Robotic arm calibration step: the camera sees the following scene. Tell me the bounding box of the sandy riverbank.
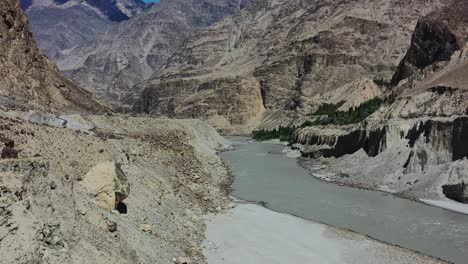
[203,202,448,264]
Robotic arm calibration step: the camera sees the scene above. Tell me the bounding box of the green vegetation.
[312,101,345,116]
[373,78,390,87]
[252,98,383,142]
[252,125,296,142]
[302,98,383,127]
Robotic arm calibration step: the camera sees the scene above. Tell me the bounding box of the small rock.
[49,220,60,227]
[140,224,152,233]
[23,199,31,210]
[4,139,14,148]
[106,220,117,233]
[1,147,18,159]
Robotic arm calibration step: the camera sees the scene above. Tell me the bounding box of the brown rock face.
[391,0,468,88]
[0,0,106,112]
[134,0,444,132]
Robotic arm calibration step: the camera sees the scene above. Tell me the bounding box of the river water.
[220,137,468,264]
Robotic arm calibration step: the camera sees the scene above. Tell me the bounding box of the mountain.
[22,0,147,59]
[134,0,444,133]
[291,0,468,204]
[56,0,248,108]
[1,2,235,263]
[130,0,468,204]
[0,0,106,112]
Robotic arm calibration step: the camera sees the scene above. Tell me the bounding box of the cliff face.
[22,0,147,59]
[56,0,246,109]
[391,0,468,92]
[136,77,265,134]
[134,0,444,133]
[294,0,468,204]
[0,0,106,113]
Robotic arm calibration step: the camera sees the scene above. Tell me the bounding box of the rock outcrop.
[136,77,265,134]
[56,0,247,108]
[0,0,107,113]
[391,0,468,91]
[22,0,147,59]
[81,162,130,212]
[134,0,444,133]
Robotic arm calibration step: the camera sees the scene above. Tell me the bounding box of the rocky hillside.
[2,1,236,263]
[0,0,106,113]
[134,0,444,133]
[293,0,468,205]
[56,0,249,108]
[22,0,147,59]
[0,110,231,264]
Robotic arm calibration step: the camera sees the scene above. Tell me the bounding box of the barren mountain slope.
[0,0,106,113]
[0,110,231,264]
[135,0,444,133]
[22,0,147,59]
[57,0,249,108]
[294,0,468,205]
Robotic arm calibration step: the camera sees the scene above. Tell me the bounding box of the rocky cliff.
[294,0,468,205]
[0,0,106,113]
[56,0,248,108]
[22,0,147,59]
[134,0,444,133]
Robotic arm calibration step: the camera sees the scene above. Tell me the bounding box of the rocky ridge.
[22,0,147,59]
[56,0,249,108]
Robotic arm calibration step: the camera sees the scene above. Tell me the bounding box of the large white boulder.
[81,162,130,211]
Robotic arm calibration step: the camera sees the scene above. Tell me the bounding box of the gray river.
[220,137,468,264]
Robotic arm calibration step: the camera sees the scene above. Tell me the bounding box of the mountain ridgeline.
[22,0,148,59]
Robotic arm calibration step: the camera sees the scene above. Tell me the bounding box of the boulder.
[81,162,130,211]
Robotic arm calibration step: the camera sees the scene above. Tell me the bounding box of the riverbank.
[298,156,468,216]
[218,137,468,263]
[204,201,447,264]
